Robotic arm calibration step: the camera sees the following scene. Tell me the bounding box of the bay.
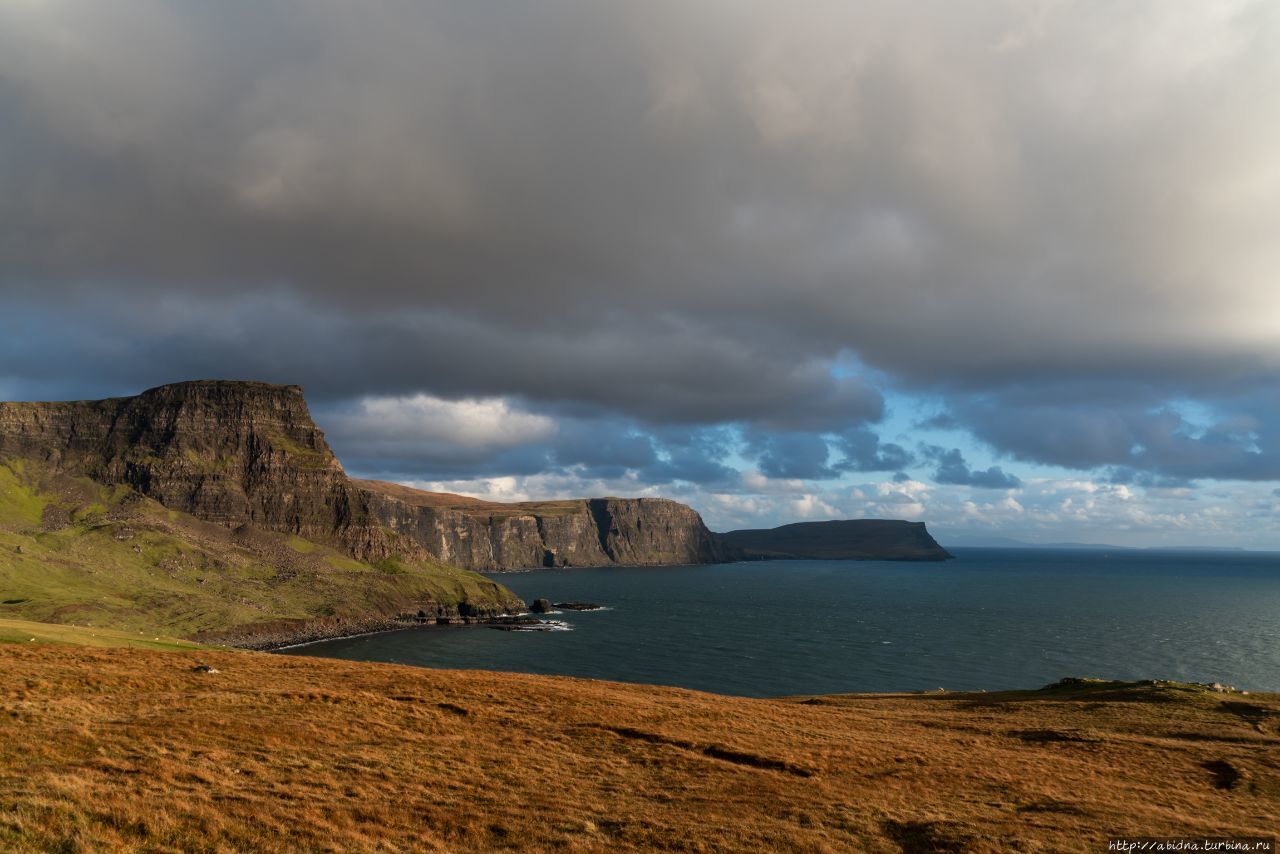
[284,548,1280,697]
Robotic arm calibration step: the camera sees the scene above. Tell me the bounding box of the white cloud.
[789,494,840,519]
[334,394,557,450]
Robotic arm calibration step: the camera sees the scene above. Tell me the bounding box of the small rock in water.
[554,601,602,611]
[530,598,553,613]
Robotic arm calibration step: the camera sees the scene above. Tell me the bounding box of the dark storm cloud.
[2,2,1280,487]
[924,446,1022,489]
[4,4,1280,389]
[0,296,884,428]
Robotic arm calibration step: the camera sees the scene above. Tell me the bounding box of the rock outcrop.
[716,520,953,562]
[0,380,403,561]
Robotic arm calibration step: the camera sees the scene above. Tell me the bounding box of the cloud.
[328,394,557,450]
[924,446,1022,489]
[746,430,836,480]
[2,1,1278,412]
[2,2,1280,544]
[833,427,914,472]
[953,388,1280,482]
[318,394,742,486]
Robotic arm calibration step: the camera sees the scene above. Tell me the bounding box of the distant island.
[718,520,952,562]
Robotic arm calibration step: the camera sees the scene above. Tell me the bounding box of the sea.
[284,548,1280,698]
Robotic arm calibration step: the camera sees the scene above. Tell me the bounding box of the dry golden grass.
[1,644,1277,852]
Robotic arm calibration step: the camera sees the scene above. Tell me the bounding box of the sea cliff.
[0,381,729,572]
[0,381,947,574]
[356,480,729,571]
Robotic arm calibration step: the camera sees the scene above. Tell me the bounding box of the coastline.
[194,607,528,652]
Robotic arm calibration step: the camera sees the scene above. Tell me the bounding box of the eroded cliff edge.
[0,380,728,573]
[0,380,372,549]
[354,480,729,570]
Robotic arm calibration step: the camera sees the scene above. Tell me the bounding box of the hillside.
[0,458,521,647]
[718,519,953,561]
[2,641,1276,851]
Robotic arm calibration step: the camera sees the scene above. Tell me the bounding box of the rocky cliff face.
[0,381,727,570]
[0,381,943,571]
[0,380,404,559]
[356,481,728,571]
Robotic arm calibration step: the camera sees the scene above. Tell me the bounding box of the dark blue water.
[286,548,1280,697]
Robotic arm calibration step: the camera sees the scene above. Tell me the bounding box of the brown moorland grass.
[1,644,1277,852]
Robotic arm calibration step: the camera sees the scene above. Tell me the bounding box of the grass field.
[0,641,1276,852]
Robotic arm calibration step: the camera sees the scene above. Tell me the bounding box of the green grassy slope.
[0,459,522,641]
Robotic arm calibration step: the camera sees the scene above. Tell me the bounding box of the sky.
[2,1,1280,547]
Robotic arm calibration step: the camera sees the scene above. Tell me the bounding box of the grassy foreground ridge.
[2,639,1277,852]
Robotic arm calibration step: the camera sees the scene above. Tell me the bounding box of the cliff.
[0,381,941,573]
[0,380,420,562]
[716,519,953,562]
[0,381,529,641]
[0,381,728,572]
[354,480,728,571]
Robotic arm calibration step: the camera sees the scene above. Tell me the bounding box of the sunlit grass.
[0,645,1275,851]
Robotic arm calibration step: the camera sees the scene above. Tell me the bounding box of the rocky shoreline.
[194,603,529,651]
[207,596,603,648]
